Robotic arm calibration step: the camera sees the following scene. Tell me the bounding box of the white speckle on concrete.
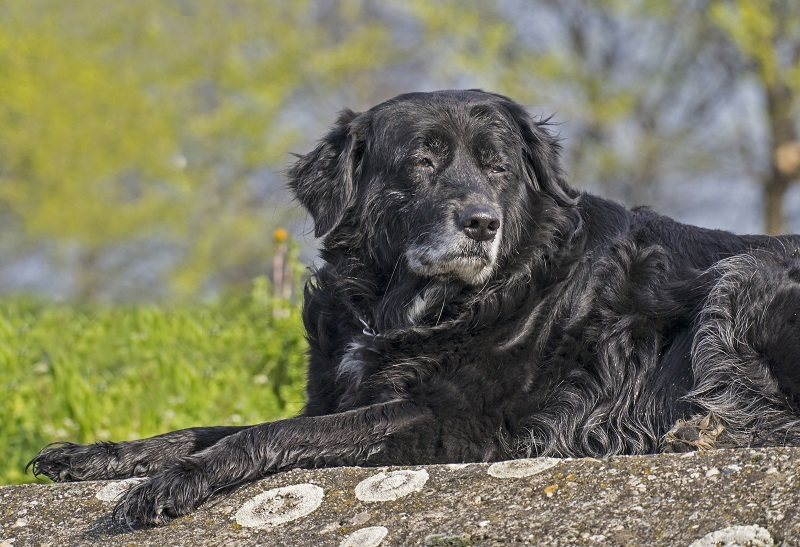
[688,525,774,547]
[444,463,472,470]
[355,469,429,502]
[339,526,389,547]
[95,478,145,502]
[350,511,371,527]
[487,458,560,478]
[235,483,324,528]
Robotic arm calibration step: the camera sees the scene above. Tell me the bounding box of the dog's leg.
[27,425,250,482]
[762,284,800,409]
[114,401,432,526]
[682,255,800,448]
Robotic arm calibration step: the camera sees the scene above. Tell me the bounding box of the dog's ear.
[503,101,576,207]
[288,109,366,238]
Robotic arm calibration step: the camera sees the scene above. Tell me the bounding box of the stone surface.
[1,448,799,546]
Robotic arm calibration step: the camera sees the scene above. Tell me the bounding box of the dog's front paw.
[114,464,210,527]
[27,442,117,482]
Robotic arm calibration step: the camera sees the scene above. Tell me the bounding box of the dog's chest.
[337,340,370,379]
[333,324,534,407]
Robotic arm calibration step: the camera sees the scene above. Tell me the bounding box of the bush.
[0,278,307,485]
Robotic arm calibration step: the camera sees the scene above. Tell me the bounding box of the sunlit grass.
[0,278,307,485]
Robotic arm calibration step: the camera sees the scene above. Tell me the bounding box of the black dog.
[29,89,800,525]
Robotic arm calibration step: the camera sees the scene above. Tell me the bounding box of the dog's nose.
[459,205,501,241]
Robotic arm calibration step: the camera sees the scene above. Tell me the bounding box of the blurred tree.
[709,0,800,234]
[0,2,177,298]
[0,0,392,300]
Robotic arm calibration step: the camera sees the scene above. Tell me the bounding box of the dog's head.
[289,90,575,286]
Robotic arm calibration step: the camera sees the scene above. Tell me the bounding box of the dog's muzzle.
[405,203,503,285]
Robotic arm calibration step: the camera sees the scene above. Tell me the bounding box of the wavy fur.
[28,90,800,526]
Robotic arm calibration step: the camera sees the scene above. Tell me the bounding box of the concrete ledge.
[1,448,798,546]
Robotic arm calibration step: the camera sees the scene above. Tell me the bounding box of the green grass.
[0,278,307,485]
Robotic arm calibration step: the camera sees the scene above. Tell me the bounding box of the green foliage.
[0,278,307,485]
[709,0,789,86]
[0,0,393,300]
[708,0,800,100]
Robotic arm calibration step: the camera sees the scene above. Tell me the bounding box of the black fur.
[28,90,800,526]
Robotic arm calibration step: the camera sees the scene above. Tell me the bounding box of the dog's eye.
[414,157,434,169]
[489,165,506,174]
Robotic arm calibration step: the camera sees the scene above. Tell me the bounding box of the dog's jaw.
[405,226,502,286]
